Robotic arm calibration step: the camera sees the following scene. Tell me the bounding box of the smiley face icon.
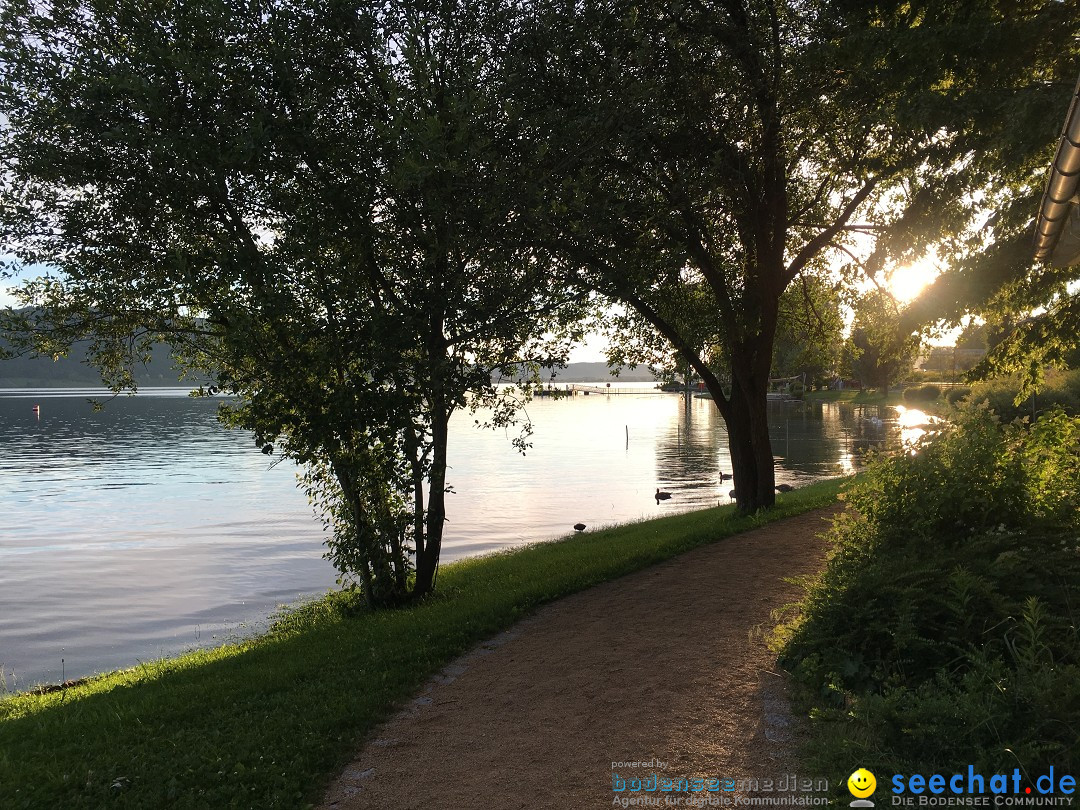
[848,769,876,798]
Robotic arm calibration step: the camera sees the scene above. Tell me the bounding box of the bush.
[1065,368,1080,400]
[944,385,970,404]
[902,383,942,402]
[967,371,1080,421]
[779,405,1080,778]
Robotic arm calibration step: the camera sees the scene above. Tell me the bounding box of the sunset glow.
[887,257,939,304]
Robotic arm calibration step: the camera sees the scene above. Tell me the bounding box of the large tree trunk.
[414,407,449,598]
[725,365,776,513]
[681,347,777,514]
[707,293,781,513]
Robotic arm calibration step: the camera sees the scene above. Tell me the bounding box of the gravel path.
[320,504,842,810]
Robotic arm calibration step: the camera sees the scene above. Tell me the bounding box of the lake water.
[0,385,933,689]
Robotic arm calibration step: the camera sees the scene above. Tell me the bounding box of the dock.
[532,384,676,397]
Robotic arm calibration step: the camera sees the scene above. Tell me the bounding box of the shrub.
[1065,368,1080,400]
[944,385,971,404]
[903,383,942,402]
[967,371,1080,421]
[779,405,1080,777]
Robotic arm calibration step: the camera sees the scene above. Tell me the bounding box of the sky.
[0,255,951,361]
[0,256,48,308]
[886,256,939,305]
[566,330,610,364]
[0,283,25,308]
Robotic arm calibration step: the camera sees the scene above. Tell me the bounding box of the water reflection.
[894,407,942,450]
[1,386,930,688]
[653,397,728,501]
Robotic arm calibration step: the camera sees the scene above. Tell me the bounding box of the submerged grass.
[0,478,846,809]
[804,389,907,407]
[804,388,951,415]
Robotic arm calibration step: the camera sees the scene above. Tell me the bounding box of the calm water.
[0,386,934,689]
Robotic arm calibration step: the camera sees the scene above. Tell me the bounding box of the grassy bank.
[803,369,1080,422]
[1,478,847,809]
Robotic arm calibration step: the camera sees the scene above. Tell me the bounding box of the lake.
[0,385,933,689]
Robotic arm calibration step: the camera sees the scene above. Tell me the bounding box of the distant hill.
[1,339,656,388]
[0,340,190,388]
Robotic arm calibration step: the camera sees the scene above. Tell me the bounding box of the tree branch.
[784,177,879,284]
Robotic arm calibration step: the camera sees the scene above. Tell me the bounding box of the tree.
[512,0,1078,511]
[956,321,989,354]
[899,75,1080,382]
[843,290,918,394]
[772,277,844,388]
[0,0,571,605]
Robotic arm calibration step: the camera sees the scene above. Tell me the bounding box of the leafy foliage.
[944,385,972,404]
[780,405,1080,776]
[897,44,1080,378]
[902,383,941,402]
[959,369,1080,421]
[511,0,1074,510]
[843,289,920,393]
[0,0,573,604]
[773,277,845,385]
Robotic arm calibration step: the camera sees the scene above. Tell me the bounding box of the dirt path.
[321,505,841,810]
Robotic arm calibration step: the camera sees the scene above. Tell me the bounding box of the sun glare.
[887,257,939,304]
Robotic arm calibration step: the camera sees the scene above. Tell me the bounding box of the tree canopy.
[504,0,1077,509]
[0,0,574,604]
[772,276,844,386]
[3,0,1078,567]
[843,288,919,393]
[896,26,1080,379]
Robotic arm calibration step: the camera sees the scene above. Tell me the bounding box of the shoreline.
[0,477,850,808]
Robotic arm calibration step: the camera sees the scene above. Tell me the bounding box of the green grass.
[0,478,847,809]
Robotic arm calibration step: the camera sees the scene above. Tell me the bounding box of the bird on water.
[655,488,672,501]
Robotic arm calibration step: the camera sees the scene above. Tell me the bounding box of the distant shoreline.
[0,379,660,390]
[2,361,660,388]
